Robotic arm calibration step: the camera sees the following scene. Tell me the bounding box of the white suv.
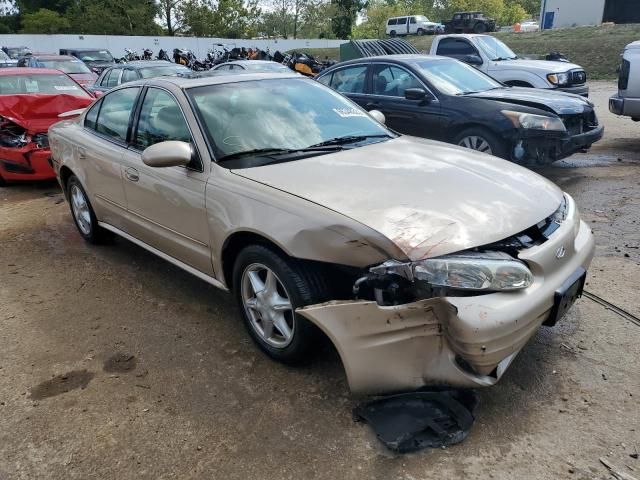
[386,16,441,36]
[610,40,640,121]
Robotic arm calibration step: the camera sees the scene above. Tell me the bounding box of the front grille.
[570,70,587,85]
[562,110,598,135]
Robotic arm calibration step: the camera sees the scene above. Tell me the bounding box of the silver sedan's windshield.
[413,58,502,95]
[475,36,517,60]
[188,78,391,161]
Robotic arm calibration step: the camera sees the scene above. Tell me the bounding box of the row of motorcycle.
[117,45,336,77]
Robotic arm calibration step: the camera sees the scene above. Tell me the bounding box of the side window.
[388,18,397,26]
[94,87,139,142]
[133,88,193,154]
[316,72,332,86]
[437,38,476,56]
[372,65,421,97]
[106,68,121,87]
[84,99,102,130]
[121,69,138,83]
[217,64,232,71]
[397,17,407,25]
[99,70,112,86]
[410,16,417,24]
[329,66,367,94]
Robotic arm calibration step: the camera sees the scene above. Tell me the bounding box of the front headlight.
[413,252,533,291]
[547,72,570,86]
[502,110,566,132]
[370,251,533,292]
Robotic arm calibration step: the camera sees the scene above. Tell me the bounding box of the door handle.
[366,102,380,109]
[124,167,139,182]
[77,147,86,160]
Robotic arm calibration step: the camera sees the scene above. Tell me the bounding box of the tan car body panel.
[49,74,595,395]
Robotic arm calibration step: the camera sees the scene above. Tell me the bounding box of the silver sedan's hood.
[232,136,563,261]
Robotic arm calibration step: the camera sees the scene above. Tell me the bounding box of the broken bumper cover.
[298,212,595,395]
[514,125,604,163]
[0,148,54,181]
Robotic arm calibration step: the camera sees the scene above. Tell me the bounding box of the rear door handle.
[77,147,86,160]
[124,167,139,182]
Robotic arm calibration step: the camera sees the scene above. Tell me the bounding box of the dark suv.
[443,11,497,34]
[59,48,116,75]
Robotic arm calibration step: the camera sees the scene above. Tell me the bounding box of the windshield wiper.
[217,146,343,162]
[307,134,392,148]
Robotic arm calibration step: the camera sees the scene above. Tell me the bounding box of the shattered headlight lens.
[502,110,566,132]
[547,72,570,86]
[413,252,533,291]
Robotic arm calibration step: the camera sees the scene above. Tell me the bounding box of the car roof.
[222,60,283,65]
[115,60,182,69]
[30,55,77,60]
[136,71,302,89]
[328,54,452,68]
[0,67,68,76]
[63,48,109,51]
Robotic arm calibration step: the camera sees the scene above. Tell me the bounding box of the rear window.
[39,59,92,75]
[388,18,397,25]
[0,73,90,97]
[139,65,191,79]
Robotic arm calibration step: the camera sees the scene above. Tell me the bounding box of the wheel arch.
[59,165,75,198]
[448,121,505,142]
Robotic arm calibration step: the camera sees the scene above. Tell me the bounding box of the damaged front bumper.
[298,208,595,395]
[510,125,604,164]
[0,147,55,181]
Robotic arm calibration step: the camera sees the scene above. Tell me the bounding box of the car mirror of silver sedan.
[142,141,192,168]
[368,109,386,125]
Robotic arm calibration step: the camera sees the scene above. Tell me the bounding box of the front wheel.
[453,127,509,159]
[389,30,396,37]
[474,22,488,33]
[417,28,424,36]
[232,245,329,364]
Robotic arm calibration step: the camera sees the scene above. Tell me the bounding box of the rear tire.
[453,127,509,160]
[474,22,487,33]
[232,244,329,365]
[66,175,111,244]
[417,28,425,36]
[389,30,396,37]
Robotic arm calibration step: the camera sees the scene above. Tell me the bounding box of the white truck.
[609,40,640,121]
[430,34,589,96]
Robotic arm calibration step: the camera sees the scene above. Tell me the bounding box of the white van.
[386,16,441,36]
[610,40,640,121]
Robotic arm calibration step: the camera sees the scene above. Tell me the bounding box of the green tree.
[181,0,259,38]
[351,0,401,38]
[66,0,161,35]
[21,7,70,33]
[331,0,366,38]
[298,0,335,38]
[15,0,73,14]
[158,0,184,35]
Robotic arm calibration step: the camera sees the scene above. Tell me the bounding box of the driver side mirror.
[404,88,428,101]
[368,109,386,125]
[142,141,192,168]
[463,54,483,66]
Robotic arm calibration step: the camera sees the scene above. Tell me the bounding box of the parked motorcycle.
[142,48,153,60]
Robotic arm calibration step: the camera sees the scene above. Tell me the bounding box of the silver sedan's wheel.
[458,135,493,154]
[241,263,294,348]
[70,184,92,235]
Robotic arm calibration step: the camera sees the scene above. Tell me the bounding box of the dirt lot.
[1,81,639,479]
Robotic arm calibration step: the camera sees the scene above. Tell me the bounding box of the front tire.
[454,127,509,159]
[66,175,110,244]
[232,244,329,364]
[417,28,424,36]
[389,30,396,37]
[474,22,487,33]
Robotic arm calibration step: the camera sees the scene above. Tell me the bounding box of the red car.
[0,68,94,183]
[18,54,98,87]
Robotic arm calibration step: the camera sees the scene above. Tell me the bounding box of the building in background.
[540,0,640,29]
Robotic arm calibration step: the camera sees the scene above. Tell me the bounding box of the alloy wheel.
[458,135,493,154]
[70,184,92,235]
[241,263,295,348]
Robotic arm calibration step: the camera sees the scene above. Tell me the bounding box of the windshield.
[244,62,289,72]
[475,36,517,60]
[416,16,429,22]
[188,78,391,164]
[139,65,191,78]
[76,50,114,62]
[40,59,92,74]
[0,73,90,97]
[413,58,502,95]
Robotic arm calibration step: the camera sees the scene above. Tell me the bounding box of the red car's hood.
[0,94,93,132]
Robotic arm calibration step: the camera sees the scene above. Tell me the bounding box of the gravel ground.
[1,81,639,480]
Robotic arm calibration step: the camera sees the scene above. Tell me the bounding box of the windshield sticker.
[54,85,79,91]
[333,108,366,118]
